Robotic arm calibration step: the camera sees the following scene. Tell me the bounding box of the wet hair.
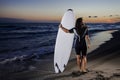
[67,9,73,11]
[75,17,83,35]
[75,18,83,27]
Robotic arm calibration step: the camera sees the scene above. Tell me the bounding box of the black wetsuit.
[69,27,88,56]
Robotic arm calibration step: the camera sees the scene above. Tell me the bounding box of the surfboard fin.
[64,64,66,68]
[55,63,61,73]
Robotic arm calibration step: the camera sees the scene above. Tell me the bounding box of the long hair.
[75,18,83,35]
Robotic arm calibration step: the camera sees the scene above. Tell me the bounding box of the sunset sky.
[0,0,120,23]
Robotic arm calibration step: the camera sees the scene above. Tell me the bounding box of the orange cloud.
[83,17,119,23]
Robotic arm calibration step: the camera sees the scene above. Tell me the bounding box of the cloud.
[88,16,98,18]
[109,15,113,17]
[88,16,92,18]
[115,15,119,17]
[93,16,98,18]
[109,15,119,17]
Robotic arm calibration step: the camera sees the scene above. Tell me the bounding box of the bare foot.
[79,69,82,72]
[82,69,87,73]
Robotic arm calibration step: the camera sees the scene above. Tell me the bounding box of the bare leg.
[76,55,82,71]
[81,56,87,72]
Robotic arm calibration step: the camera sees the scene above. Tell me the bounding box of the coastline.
[0,30,120,80]
[42,30,120,80]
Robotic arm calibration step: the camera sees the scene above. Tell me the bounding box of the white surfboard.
[54,9,75,73]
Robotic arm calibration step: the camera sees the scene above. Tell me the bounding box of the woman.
[59,17,90,73]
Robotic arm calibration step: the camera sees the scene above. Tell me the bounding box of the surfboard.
[54,9,75,73]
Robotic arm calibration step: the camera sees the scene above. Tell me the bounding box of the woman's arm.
[85,35,91,48]
[59,24,69,33]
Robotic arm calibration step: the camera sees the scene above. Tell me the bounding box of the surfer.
[59,17,91,73]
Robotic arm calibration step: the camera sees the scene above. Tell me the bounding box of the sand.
[0,30,120,80]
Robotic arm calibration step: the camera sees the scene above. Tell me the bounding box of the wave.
[0,23,120,63]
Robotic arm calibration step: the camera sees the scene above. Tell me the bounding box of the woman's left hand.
[88,44,90,48]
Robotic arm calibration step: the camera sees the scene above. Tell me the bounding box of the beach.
[0,0,120,79]
[0,29,120,80]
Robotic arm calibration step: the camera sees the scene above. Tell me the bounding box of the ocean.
[0,23,120,64]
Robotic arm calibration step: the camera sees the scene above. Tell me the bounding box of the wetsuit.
[69,26,88,56]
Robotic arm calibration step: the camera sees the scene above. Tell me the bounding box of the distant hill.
[114,22,120,25]
[0,18,29,23]
[0,17,58,23]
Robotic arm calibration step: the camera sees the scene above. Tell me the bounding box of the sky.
[0,0,120,23]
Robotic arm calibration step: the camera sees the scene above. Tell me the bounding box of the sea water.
[0,23,120,64]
